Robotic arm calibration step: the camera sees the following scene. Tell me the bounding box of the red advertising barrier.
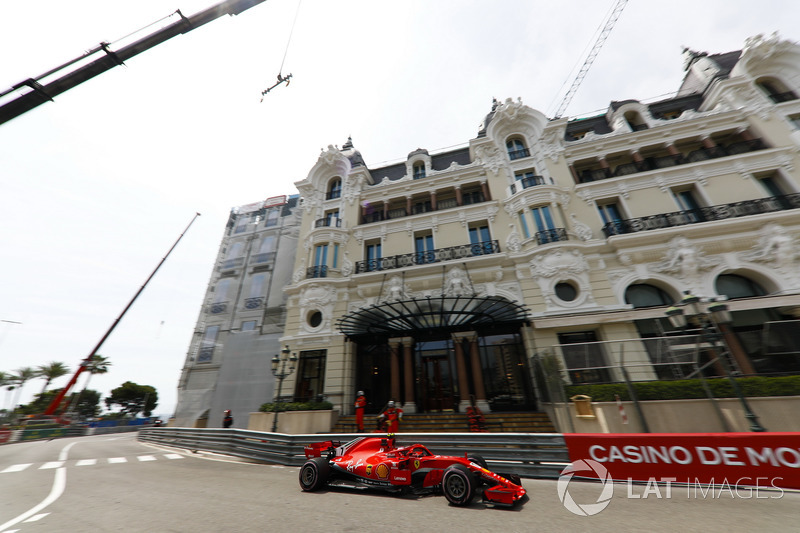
[0,429,12,444]
[563,433,800,490]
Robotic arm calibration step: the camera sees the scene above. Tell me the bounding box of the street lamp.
[665,291,766,432]
[271,345,298,432]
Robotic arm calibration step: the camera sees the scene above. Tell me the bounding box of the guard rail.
[138,427,570,479]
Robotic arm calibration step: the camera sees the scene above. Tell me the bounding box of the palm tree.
[0,371,10,418]
[66,355,111,416]
[10,367,39,412]
[37,362,70,394]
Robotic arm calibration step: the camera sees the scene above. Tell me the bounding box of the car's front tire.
[442,464,475,506]
[299,457,330,491]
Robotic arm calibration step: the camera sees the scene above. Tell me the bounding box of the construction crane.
[0,0,271,126]
[552,0,628,119]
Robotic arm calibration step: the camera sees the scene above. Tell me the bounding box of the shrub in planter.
[259,401,333,412]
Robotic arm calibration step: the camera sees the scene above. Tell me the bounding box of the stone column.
[455,185,463,207]
[466,333,489,412]
[401,337,416,413]
[451,333,471,412]
[568,164,581,184]
[480,180,491,201]
[430,190,437,211]
[388,338,402,404]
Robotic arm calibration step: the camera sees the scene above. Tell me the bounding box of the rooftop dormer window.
[506,138,529,160]
[327,178,342,200]
[413,162,426,179]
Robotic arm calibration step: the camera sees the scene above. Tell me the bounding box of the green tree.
[37,362,70,394]
[10,367,39,412]
[66,355,111,415]
[104,381,158,417]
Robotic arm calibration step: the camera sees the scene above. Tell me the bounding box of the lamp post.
[665,291,766,432]
[271,344,297,433]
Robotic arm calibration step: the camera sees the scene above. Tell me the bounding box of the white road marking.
[0,467,66,532]
[137,455,157,461]
[164,454,184,460]
[23,514,48,523]
[40,462,64,470]
[107,457,127,464]
[75,459,97,466]
[1,464,32,473]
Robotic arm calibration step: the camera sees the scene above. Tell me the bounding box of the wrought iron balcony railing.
[359,194,486,225]
[314,217,342,228]
[354,240,500,274]
[508,148,531,160]
[535,228,569,245]
[306,265,328,278]
[252,251,276,264]
[244,297,264,310]
[209,301,228,314]
[602,193,800,237]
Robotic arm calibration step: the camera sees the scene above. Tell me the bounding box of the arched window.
[715,274,767,299]
[506,138,529,160]
[625,283,673,308]
[327,178,342,200]
[624,111,648,131]
[412,162,426,179]
[756,77,798,103]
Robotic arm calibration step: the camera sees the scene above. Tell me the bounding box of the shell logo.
[375,463,390,479]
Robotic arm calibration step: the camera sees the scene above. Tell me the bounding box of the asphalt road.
[0,434,797,532]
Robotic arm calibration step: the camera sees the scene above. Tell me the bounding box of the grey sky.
[1,1,797,417]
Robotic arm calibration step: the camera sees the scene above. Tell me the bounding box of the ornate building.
[173,196,301,428]
[278,34,800,419]
[176,34,800,427]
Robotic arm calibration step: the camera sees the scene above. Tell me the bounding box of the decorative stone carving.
[299,283,337,308]
[381,275,413,302]
[292,258,306,284]
[443,267,473,297]
[569,213,593,241]
[473,144,506,174]
[529,249,590,279]
[341,250,353,277]
[650,237,719,288]
[506,224,522,253]
[741,224,798,272]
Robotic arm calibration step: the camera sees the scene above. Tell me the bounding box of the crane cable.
[261,0,302,100]
[551,0,628,119]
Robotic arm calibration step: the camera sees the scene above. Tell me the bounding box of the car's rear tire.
[442,464,475,506]
[299,457,330,492]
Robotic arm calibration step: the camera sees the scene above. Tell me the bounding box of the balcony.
[578,139,767,184]
[535,228,569,245]
[360,194,486,225]
[508,148,530,160]
[252,252,276,264]
[197,345,215,362]
[244,297,264,310]
[602,193,800,237]
[509,174,547,194]
[354,240,500,274]
[315,217,342,228]
[325,190,341,200]
[306,265,328,279]
[220,257,244,271]
[209,301,228,314]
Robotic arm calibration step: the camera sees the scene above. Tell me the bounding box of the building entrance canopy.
[336,295,530,339]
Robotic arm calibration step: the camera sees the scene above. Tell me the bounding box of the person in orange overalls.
[378,401,403,434]
[354,391,367,432]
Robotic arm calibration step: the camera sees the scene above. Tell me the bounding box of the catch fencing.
[137,427,570,479]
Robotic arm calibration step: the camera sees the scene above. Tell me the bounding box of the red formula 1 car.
[299,435,527,508]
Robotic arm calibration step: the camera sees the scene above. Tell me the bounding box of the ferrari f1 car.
[299,435,527,507]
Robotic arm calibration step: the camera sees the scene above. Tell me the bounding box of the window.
[468,222,493,255]
[557,331,611,384]
[756,78,798,103]
[222,242,244,270]
[211,279,231,314]
[197,325,220,362]
[413,162,426,179]
[597,201,624,234]
[758,174,786,197]
[531,205,561,244]
[293,350,327,402]
[265,208,280,227]
[327,178,342,200]
[365,240,382,272]
[506,138,529,160]
[254,236,276,264]
[672,189,705,223]
[332,243,339,269]
[514,170,544,189]
[625,284,673,308]
[415,233,435,264]
[241,321,257,331]
[234,215,249,234]
[307,311,323,328]
[789,115,800,130]
[715,274,767,299]
[554,282,577,302]
[518,212,530,239]
[311,244,328,277]
[324,210,340,227]
[249,273,265,298]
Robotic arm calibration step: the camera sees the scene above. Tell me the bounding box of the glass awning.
[336,295,530,340]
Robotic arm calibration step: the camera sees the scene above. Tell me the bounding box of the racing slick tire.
[299,457,330,492]
[467,454,488,469]
[442,464,476,506]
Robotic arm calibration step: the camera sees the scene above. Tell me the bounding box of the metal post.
[271,345,297,433]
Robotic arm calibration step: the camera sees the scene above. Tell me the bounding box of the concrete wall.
[248,410,339,434]
[545,396,800,433]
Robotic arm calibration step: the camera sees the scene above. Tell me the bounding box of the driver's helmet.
[387,401,395,407]
[357,391,364,396]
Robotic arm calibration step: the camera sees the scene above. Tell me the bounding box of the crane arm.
[0,0,269,126]
[552,0,628,119]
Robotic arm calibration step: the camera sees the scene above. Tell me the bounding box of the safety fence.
[137,427,570,479]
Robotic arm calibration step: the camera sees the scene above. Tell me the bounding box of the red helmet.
[224,410,231,414]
